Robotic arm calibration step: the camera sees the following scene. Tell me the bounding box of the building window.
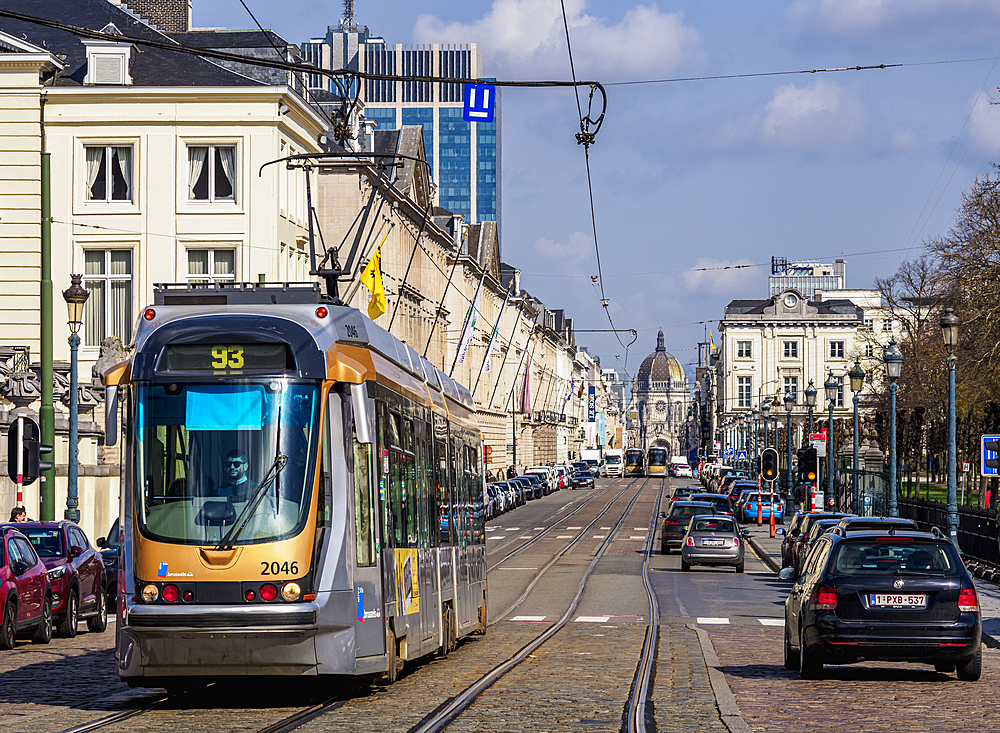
[835,376,844,407]
[865,343,874,358]
[84,249,132,347]
[187,145,236,201]
[830,341,845,358]
[783,341,798,359]
[737,376,751,408]
[187,249,235,285]
[783,376,798,404]
[737,341,752,358]
[85,145,132,202]
[882,318,893,332]
[864,318,874,331]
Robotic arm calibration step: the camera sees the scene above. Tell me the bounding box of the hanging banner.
[519,355,532,415]
[587,386,596,422]
[481,290,508,373]
[455,271,486,366]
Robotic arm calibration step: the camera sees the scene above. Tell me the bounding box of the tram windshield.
[647,449,667,467]
[135,380,320,545]
[625,450,643,467]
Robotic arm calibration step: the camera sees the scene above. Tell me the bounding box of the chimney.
[121,0,192,33]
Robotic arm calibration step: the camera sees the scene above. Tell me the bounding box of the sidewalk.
[742,521,1000,647]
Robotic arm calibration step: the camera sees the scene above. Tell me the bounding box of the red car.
[18,521,107,638]
[0,526,53,648]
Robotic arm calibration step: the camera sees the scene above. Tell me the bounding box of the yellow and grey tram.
[624,448,644,477]
[106,283,487,685]
[646,447,668,477]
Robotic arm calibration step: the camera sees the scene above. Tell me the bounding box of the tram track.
[407,477,656,733]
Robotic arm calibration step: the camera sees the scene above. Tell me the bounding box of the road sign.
[463,83,496,122]
[736,449,748,462]
[962,462,971,473]
[724,447,733,459]
[809,432,827,442]
[981,434,1000,476]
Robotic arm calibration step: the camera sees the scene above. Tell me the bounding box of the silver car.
[680,515,745,573]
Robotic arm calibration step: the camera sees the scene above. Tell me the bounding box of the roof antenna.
[341,0,357,31]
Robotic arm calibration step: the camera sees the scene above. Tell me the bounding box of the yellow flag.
[710,331,716,352]
[359,244,385,319]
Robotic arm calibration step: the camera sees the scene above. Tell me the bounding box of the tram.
[624,448,645,477]
[105,283,487,686]
[646,447,668,477]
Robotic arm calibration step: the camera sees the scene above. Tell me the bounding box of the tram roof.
[143,283,475,411]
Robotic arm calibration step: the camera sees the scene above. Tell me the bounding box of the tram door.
[352,412,385,658]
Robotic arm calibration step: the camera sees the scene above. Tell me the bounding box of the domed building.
[632,329,690,457]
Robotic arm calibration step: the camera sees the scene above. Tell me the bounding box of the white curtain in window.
[85,280,105,346]
[187,147,207,199]
[86,147,104,200]
[188,250,208,276]
[115,146,132,201]
[218,146,236,198]
[111,280,132,342]
[214,250,235,277]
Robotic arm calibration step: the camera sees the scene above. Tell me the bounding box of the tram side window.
[353,428,377,566]
[415,422,429,550]
[389,412,406,548]
[427,429,439,548]
[436,438,451,545]
[317,411,331,527]
[469,442,484,544]
[376,402,392,550]
[403,418,417,548]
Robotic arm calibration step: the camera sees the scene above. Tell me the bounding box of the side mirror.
[657,512,666,518]
[775,527,785,536]
[350,383,374,444]
[70,545,85,558]
[104,385,118,446]
[741,529,750,538]
[96,537,106,548]
[11,560,28,576]
[778,567,796,581]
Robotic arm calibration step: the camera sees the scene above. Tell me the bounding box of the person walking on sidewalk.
[793,481,808,512]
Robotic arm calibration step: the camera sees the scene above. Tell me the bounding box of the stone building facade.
[632,330,690,457]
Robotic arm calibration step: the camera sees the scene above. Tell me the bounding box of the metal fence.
[898,498,1000,567]
[834,469,889,517]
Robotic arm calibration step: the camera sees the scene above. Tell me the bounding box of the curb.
[689,624,752,733]
[746,534,781,574]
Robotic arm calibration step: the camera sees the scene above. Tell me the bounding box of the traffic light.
[5,416,53,487]
[760,448,778,482]
[799,448,818,485]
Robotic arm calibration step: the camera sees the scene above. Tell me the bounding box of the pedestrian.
[506,465,515,480]
[8,506,26,522]
[793,481,808,512]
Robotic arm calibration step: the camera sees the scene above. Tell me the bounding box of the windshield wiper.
[214,454,288,551]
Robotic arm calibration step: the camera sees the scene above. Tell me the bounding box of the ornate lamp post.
[784,389,795,502]
[940,306,960,544]
[824,370,838,509]
[751,406,760,478]
[848,359,866,514]
[805,379,817,436]
[62,275,89,524]
[883,339,903,517]
[762,400,771,450]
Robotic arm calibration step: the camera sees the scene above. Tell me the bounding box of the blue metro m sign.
[464,83,496,123]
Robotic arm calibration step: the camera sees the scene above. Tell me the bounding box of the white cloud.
[533,231,593,273]
[966,91,1000,157]
[760,80,866,148]
[785,0,1000,44]
[413,0,701,79]
[683,258,761,295]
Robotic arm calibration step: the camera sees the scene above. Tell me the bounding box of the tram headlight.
[141,584,160,603]
[281,582,301,602]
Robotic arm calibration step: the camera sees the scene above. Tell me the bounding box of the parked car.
[96,518,120,613]
[523,473,547,497]
[689,493,736,517]
[18,521,107,637]
[524,467,553,493]
[792,513,853,571]
[0,525,53,647]
[572,469,595,489]
[680,514,745,573]
[671,486,698,502]
[782,527,981,680]
[740,492,785,524]
[674,465,693,478]
[835,516,918,533]
[781,512,809,568]
[660,500,716,554]
[727,480,758,504]
[512,477,540,500]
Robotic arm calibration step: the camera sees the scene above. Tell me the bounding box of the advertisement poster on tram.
[395,549,420,614]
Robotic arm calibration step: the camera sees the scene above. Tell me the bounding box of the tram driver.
[217,449,258,502]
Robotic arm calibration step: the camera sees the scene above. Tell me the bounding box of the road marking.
[628,535,646,540]
[575,616,611,623]
[519,535,533,539]
[508,527,520,530]
[633,527,646,530]
[510,615,547,622]
[497,567,537,571]
[697,617,730,625]
[758,618,785,626]
[533,527,545,530]
[601,526,611,530]
[592,535,606,539]
[556,535,574,539]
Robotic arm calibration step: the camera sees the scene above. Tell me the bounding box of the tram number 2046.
[261,561,299,576]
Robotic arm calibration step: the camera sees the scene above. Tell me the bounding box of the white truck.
[603,448,624,478]
[580,449,602,474]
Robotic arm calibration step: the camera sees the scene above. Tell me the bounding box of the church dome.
[635,329,686,387]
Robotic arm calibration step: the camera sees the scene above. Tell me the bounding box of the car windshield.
[21,528,64,558]
[606,455,621,464]
[135,380,320,546]
[832,541,961,576]
[671,505,712,519]
[691,518,735,533]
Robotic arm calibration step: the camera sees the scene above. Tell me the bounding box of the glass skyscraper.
[302,25,500,231]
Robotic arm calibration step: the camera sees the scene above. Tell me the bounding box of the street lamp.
[804,379,817,436]
[62,274,89,524]
[824,369,838,508]
[848,359,866,514]
[784,390,795,502]
[752,406,760,478]
[940,306,960,544]
[883,339,903,517]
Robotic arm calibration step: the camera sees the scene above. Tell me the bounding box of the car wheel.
[735,560,745,573]
[59,591,78,638]
[798,625,822,679]
[783,626,799,670]
[0,600,16,650]
[87,587,108,633]
[681,559,691,572]
[957,646,982,681]
[31,596,52,645]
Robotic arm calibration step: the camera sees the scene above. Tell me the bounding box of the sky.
[195,0,1000,384]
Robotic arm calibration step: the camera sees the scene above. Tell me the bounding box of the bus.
[646,447,668,477]
[624,448,645,477]
[106,282,487,687]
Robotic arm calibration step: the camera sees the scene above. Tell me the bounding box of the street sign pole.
[769,479,776,538]
[14,415,22,505]
[757,473,763,524]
